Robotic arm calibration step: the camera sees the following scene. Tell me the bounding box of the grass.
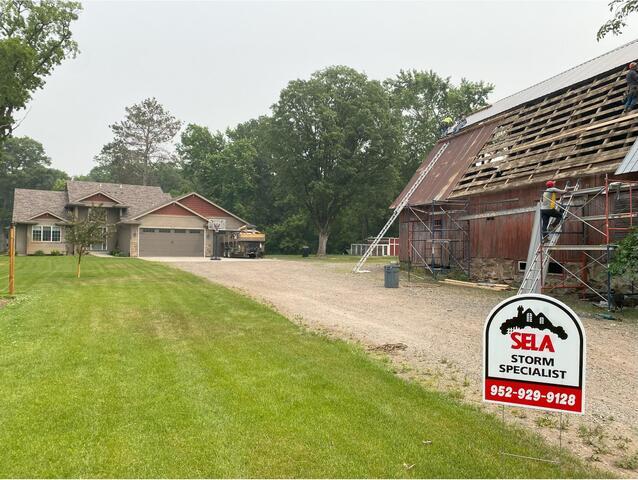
[0,256,604,478]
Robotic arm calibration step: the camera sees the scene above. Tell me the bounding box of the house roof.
[465,39,638,128]
[66,181,172,219]
[12,189,68,223]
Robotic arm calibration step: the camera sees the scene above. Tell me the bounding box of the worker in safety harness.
[540,180,572,238]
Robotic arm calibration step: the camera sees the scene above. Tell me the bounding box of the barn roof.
[465,39,638,127]
[615,136,638,178]
[391,121,498,207]
[395,41,638,206]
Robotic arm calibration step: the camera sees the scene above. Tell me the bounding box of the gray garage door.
[139,228,204,257]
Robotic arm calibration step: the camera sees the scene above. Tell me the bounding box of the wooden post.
[8,223,15,295]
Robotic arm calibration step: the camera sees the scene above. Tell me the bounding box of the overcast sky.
[15,0,638,175]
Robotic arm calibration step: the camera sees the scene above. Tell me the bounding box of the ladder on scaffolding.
[352,142,450,273]
[518,180,580,294]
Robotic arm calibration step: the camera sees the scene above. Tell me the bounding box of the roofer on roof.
[540,180,573,239]
[440,116,454,137]
[623,62,638,113]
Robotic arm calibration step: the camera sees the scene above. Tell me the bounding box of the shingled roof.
[12,189,68,223]
[66,181,172,218]
[12,181,174,224]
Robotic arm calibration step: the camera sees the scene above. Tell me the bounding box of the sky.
[14,0,638,176]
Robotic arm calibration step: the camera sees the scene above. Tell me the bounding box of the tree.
[598,0,638,40]
[0,136,68,246]
[65,207,113,278]
[270,66,401,255]
[609,228,638,283]
[104,98,182,185]
[0,0,82,139]
[385,70,493,182]
[178,124,257,221]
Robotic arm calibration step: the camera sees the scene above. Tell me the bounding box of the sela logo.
[500,305,567,353]
[510,332,555,352]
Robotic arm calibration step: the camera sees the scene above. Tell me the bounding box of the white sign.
[483,293,586,414]
[207,218,226,231]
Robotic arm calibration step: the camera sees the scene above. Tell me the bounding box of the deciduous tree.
[65,207,113,278]
[385,70,492,182]
[0,0,81,138]
[270,66,401,255]
[598,0,638,40]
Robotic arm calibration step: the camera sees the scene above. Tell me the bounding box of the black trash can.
[302,246,310,258]
[384,264,400,288]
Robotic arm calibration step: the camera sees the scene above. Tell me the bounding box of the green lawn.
[0,256,603,478]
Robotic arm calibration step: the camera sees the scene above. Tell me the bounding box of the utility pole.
[8,223,15,295]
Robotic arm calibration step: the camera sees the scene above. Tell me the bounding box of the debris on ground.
[441,278,511,291]
[370,342,408,353]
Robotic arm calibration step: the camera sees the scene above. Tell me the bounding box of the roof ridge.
[487,38,638,108]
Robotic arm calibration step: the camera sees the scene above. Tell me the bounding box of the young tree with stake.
[65,208,113,278]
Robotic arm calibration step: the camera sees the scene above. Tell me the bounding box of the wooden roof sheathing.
[465,39,638,127]
[391,121,498,208]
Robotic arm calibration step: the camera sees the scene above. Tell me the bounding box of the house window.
[32,225,61,242]
[526,312,532,323]
[90,227,108,251]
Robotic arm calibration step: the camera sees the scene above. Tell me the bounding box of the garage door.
[139,228,204,257]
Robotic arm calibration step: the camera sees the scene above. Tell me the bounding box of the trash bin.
[302,246,310,258]
[384,264,400,288]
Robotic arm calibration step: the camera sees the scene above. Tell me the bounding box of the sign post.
[484,293,586,414]
[8,223,15,295]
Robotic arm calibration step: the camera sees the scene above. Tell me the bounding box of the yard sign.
[483,294,586,414]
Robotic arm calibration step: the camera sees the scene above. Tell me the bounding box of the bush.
[110,248,123,257]
[49,250,64,256]
[32,250,45,256]
[609,228,638,283]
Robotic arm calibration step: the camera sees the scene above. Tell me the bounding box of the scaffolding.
[402,200,470,280]
[534,174,637,307]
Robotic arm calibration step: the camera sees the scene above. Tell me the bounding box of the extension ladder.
[352,142,449,273]
[518,180,580,294]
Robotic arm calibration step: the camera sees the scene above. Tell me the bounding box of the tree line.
[1,0,496,254]
[71,68,493,255]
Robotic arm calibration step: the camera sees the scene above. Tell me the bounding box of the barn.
[393,40,638,298]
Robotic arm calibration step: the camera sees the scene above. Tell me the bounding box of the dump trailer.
[223,229,266,258]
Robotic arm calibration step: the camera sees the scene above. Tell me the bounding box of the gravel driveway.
[162,257,637,475]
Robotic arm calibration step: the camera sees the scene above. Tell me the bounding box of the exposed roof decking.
[450,64,638,197]
[465,38,638,127]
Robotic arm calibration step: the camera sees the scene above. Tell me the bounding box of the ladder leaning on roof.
[352,142,450,273]
[518,180,581,294]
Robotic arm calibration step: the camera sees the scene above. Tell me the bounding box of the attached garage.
[139,228,205,257]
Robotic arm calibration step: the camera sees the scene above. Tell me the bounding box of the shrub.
[610,228,638,283]
[49,250,64,256]
[32,250,45,256]
[110,248,122,257]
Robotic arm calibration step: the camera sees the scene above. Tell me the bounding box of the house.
[11,180,254,257]
[393,39,638,284]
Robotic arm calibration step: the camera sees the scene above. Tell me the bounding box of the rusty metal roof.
[391,121,498,208]
[465,39,638,128]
